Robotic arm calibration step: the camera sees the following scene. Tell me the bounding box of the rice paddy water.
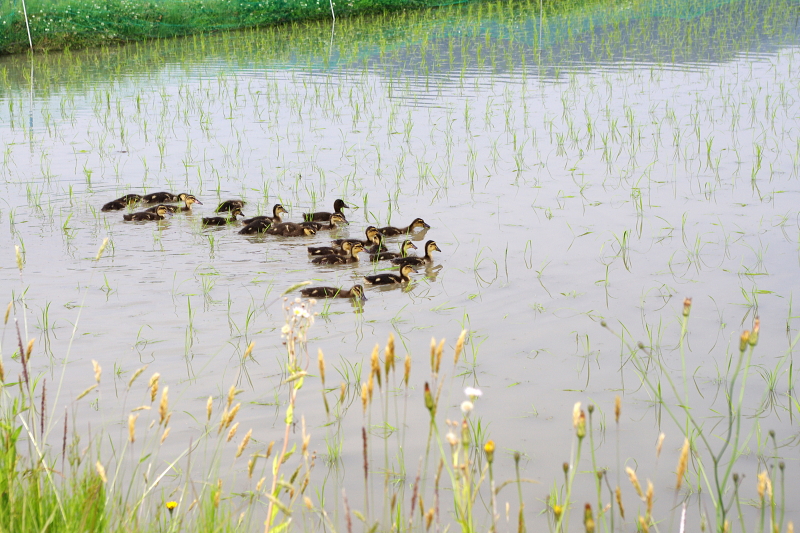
[1,0,799,530]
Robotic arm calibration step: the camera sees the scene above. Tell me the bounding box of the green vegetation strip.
[0,0,479,55]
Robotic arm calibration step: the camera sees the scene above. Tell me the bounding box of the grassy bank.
[0,0,465,55]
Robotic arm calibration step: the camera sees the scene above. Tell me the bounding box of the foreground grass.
[1,241,797,532]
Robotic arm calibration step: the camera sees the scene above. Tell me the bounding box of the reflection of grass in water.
[3,282,796,530]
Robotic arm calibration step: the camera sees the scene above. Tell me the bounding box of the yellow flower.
[166,501,177,514]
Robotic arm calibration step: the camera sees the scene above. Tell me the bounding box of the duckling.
[303,199,349,222]
[215,199,246,212]
[301,213,348,231]
[123,205,173,221]
[242,204,289,225]
[301,284,367,301]
[363,264,417,285]
[377,218,430,237]
[332,226,382,248]
[101,194,142,211]
[202,207,245,226]
[142,191,183,203]
[145,194,202,213]
[370,240,417,261]
[391,240,442,267]
[308,240,353,256]
[266,223,317,237]
[311,243,365,265]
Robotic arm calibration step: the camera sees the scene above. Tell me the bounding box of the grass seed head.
[227,422,239,442]
[645,480,653,518]
[615,395,621,423]
[615,486,624,519]
[682,297,692,317]
[243,341,255,360]
[318,348,326,385]
[92,360,101,383]
[149,373,160,402]
[626,467,644,499]
[26,339,34,361]
[127,365,148,389]
[128,413,138,443]
[676,438,690,490]
[225,403,241,429]
[15,245,23,271]
[454,329,466,364]
[638,516,649,533]
[656,433,665,458]
[95,238,109,261]
[4,301,10,325]
[435,339,444,374]
[159,386,169,424]
[404,354,411,386]
[160,427,171,444]
[370,344,381,388]
[256,477,266,491]
[95,461,107,483]
[385,333,395,373]
[361,382,368,412]
[207,396,213,421]
[236,429,252,457]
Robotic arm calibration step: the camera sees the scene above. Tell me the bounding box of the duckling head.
[427,240,441,253]
[185,195,203,206]
[330,213,349,226]
[411,218,430,229]
[303,227,317,236]
[401,264,418,276]
[155,205,173,217]
[402,240,418,253]
[351,285,367,301]
[351,243,366,255]
[334,199,349,211]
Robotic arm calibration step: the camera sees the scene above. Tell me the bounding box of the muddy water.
[1,0,799,528]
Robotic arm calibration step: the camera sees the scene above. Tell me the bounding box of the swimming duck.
[363,264,417,285]
[391,240,442,267]
[202,207,245,226]
[266,223,317,237]
[242,204,289,225]
[301,213,348,231]
[332,226,382,248]
[123,205,173,221]
[311,243,365,265]
[370,240,417,261]
[101,194,142,211]
[377,218,430,236]
[301,284,367,301]
[215,199,246,212]
[303,199,349,222]
[145,194,202,213]
[308,240,354,256]
[142,191,183,203]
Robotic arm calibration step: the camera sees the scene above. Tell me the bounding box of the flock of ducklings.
[102,192,442,302]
